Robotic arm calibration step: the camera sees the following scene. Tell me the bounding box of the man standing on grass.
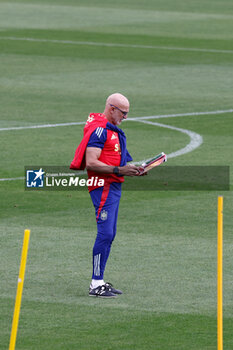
[70,93,140,298]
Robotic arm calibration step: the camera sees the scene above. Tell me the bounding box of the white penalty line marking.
[1,36,233,55]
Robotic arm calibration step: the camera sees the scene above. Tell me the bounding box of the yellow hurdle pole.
[217,197,223,350]
[9,229,31,350]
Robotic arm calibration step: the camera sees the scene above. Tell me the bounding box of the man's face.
[110,104,129,125]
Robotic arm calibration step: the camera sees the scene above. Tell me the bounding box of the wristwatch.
[113,166,119,175]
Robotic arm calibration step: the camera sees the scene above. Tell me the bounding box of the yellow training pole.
[217,197,223,350]
[9,229,31,350]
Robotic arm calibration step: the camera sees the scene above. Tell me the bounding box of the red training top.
[70,113,124,191]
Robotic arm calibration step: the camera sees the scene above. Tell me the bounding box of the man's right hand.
[119,164,140,176]
[86,148,140,176]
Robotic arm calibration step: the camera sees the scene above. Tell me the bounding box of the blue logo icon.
[26,168,45,188]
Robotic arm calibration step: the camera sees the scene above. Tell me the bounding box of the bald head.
[106,93,130,110]
[104,93,130,125]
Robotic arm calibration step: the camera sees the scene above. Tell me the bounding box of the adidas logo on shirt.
[111,133,117,140]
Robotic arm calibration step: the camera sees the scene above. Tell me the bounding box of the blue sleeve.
[126,149,133,162]
[87,127,107,149]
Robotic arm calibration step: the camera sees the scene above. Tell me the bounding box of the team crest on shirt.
[86,115,95,124]
[100,210,108,221]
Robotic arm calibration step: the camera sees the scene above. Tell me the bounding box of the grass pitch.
[0,0,233,349]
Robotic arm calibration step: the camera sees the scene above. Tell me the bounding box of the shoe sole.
[89,294,117,298]
[109,290,122,295]
[104,284,123,295]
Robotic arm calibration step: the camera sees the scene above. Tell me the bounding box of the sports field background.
[0,0,233,349]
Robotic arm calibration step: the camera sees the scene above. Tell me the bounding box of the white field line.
[129,108,233,120]
[1,36,233,55]
[0,121,85,132]
[0,116,202,181]
[1,108,232,132]
[0,177,25,181]
[135,120,203,161]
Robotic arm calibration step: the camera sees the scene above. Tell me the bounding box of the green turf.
[0,0,233,349]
